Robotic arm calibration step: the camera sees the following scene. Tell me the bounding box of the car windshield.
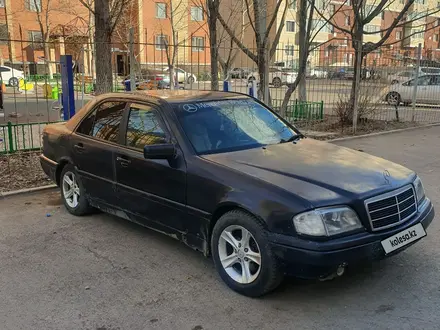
[175,99,298,154]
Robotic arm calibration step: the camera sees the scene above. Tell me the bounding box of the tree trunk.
[257,46,267,101]
[207,0,219,91]
[94,0,113,94]
[349,36,363,122]
[44,41,53,79]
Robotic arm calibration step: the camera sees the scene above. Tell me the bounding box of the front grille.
[365,185,417,231]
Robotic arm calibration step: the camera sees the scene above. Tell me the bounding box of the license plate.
[381,223,426,254]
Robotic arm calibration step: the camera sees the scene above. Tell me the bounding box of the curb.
[0,184,57,198]
[328,122,440,142]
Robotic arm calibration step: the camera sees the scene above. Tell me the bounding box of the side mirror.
[143,144,176,160]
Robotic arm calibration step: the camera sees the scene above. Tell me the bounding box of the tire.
[60,164,93,216]
[187,76,195,84]
[272,77,282,88]
[8,77,19,87]
[387,92,401,106]
[211,210,283,297]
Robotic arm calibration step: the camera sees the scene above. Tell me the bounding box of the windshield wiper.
[279,133,305,144]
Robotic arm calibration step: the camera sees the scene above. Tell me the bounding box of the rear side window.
[76,101,126,143]
[125,104,168,150]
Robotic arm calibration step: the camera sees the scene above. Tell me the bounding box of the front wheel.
[9,77,19,87]
[272,77,282,88]
[187,76,195,84]
[211,210,283,297]
[60,164,93,216]
[387,92,401,106]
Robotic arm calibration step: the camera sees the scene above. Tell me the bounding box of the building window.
[396,31,402,40]
[434,34,439,42]
[345,16,350,26]
[343,53,348,64]
[191,7,204,21]
[28,30,43,49]
[192,36,204,52]
[342,37,348,46]
[0,0,4,8]
[285,45,294,56]
[365,25,380,33]
[156,3,167,19]
[414,0,425,4]
[286,21,295,32]
[288,0,296,9]
[26,0,42,11]
[381,11,385,20]
[324,49,329,57]
[438,1,440,8]
[330,4,335,13]
[155,34,168,50]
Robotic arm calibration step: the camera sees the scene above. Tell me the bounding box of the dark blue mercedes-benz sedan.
[40,90,434,297]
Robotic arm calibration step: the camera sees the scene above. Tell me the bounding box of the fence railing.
[272,100,324,121]
[0,121,59,154]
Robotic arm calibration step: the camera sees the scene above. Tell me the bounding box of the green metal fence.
[272,100,324,121]
[0,121,61,154]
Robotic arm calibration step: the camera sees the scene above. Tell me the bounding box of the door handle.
[74,143,85,153]
[116,156,131,167]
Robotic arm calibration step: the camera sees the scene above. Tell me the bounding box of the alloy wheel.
[218,225,261,284]
[62,171,80,208]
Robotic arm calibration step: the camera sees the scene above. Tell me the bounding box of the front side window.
[404,76,431,86]
[175,99,298,154]
[125,104,168,149]
[76,101,126,143]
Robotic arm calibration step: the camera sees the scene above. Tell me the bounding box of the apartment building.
[0,0,210,76]
[0,0,90,74]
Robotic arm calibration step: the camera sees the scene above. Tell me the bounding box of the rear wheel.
[211,210,283,297]
[187,76,195,84]
[387,92,401,106]
[272,77,282,88]
[60,164,93,216]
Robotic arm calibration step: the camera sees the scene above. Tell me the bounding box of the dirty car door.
[70,100,126,205]
[115,102,187,231]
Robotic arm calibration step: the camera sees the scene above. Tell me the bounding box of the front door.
[114,102,187,231]
[70,100,127,205]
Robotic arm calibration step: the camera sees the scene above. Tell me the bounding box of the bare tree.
[315,0,440,123]
[218,0,289,102]
[79,0,132,94]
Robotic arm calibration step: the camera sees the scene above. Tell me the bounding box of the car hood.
[202,139,415,207]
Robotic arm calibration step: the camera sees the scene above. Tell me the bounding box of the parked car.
[248,68,297,87]
[40,90,434,297]
[0,65,24,87]
[229,67,255,79]
[388,70,418,85]
[386,74,440,106]
[162,67,197,84]
[307,68,327,79]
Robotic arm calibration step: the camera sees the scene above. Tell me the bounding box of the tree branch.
[217,13,258,62]
[79,0,95,14]
[269,0,289,59]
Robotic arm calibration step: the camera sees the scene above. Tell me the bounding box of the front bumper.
[39,154,58,183]
[269,199,435,279]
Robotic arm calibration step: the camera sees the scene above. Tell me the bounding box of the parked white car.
[163,67,197,84]
[248,68,297,87]
[308,68,328,79]
[0,66,24,86]
[389,67,440,85]
[386,74,440,105]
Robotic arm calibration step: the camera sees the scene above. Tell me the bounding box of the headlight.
[413,176,425,204]
[293,207,363,237]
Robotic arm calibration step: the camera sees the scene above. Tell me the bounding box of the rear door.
[70,100,126,205]
[114,102,187,231]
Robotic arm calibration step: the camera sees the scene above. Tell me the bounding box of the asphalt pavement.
[0,126,439,329]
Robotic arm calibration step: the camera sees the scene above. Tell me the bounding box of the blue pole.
[223,80,230,91]
[60,55,75,120]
